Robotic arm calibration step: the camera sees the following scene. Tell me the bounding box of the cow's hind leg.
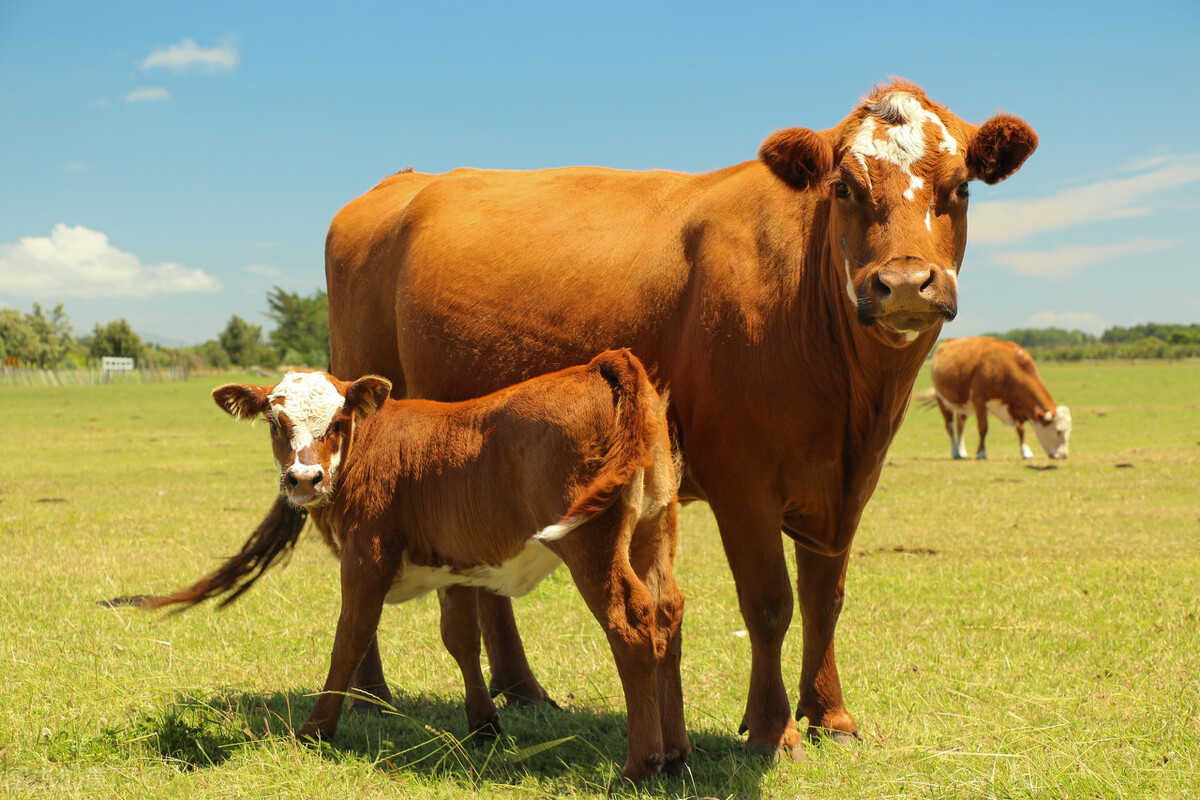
[479,591,555,707]
[629,504,689,774]
[438,585,501,737]
[554,512,667,782]
[936,399,962,459]
[794,544,859,745]
[297,542,397,741]
[973,398,990,459]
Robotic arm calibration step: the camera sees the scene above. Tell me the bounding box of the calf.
[931,336,1071,460]
[158,350,687,781]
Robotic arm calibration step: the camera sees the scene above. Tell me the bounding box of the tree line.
[981,323,1200,360]
[0,287,329,371]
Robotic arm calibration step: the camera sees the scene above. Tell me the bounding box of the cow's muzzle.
[858,259,958,333]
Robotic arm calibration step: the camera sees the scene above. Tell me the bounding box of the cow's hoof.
[488,681,559,709]
[294,723,326,743]
[743,739,806,763]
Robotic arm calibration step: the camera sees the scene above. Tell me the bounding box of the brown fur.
[159,350,687,781]
[310,80,1037,757]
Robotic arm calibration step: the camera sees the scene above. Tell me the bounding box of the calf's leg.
[297,543,395,741]
[438,585,501,737]
[629,505,689,773]
[554,513,668,782]
[347,634,393,713]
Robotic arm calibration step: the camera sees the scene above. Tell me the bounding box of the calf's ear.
[213,384,271,421]
[759,127,835,190]
[967,114,1038,184]
[344,375,392,418]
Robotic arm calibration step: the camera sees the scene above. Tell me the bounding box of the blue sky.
[2,1,1198,346]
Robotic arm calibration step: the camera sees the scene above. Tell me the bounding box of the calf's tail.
[537,349,667,541]
[145,495,308,612]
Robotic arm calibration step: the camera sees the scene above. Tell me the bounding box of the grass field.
[1,360,1197,799]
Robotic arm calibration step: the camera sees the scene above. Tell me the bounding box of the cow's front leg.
[347,634,393,714]
[478,590,554,706]
[711,500,802,761]
[297,543,394,741]
[1016,421,1034,459]
[973,398,990,459]
[794,544,859,744]
[438,585,500,737]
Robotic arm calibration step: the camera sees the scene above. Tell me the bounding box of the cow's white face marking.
[850,91,958,204]
[840,237,858,308]
[268,371,344,450]
[1033,405,1072,458]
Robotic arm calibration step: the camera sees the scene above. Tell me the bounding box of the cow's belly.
[935,390,969,415]
[384,540,563,604]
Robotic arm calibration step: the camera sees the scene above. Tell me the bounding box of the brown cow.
[931,336,1071,460]
[158,350,686,781]
[199,80,1037,760]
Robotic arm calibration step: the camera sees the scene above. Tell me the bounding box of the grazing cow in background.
[154,351,687,782]
[931,336,1071,460]
[314,79,1039,759]
[178,80,1037,760]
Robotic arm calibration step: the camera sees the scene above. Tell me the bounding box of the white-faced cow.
[931,336,1071,460]
[155,351,687,781]
[175,80,1037,760]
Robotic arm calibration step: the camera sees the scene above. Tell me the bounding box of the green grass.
[1,361,1197,798]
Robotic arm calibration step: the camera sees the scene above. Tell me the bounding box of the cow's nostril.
[314,469,324,485]
[872,273,891,300]
[286,472,299,489]
[920,270,936,293]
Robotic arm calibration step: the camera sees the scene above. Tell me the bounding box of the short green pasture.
[1,360,1196,799]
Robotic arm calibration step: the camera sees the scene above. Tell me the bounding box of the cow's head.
[212,371,392,508]
[1031,404,1071,459]
[759,81,1038,347]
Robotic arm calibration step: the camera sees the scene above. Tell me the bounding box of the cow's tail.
[912,387,939,410]
[144,496,308,613]
[535,349,669,542]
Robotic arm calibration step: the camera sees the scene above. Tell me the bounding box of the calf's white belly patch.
[385,541,563,605]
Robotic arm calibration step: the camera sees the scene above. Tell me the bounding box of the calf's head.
[760,81,1038,347]
[213,371,392,508]
[1032,405,1071,459]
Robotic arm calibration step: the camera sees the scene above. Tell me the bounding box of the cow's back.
[326,164,762,402]
[932,337,1040,407]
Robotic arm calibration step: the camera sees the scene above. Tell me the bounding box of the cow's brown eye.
[268,420,278,436]
[956,182,970,198]
[330,419,344,436]
[835,180,851,199]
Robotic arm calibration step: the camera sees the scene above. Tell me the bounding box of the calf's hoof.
[743,738,806,763]
[621,751,664,782]
[661,746,691,776]
[807,725,861,747]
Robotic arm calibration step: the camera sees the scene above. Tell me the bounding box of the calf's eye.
[268,420,278,436]
[956,182,970,198]
[835,180,851,199]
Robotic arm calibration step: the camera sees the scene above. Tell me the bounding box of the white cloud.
[124,86,170,103]
[245,264,282,277]
[987,237,1175,279]
[1026,311,1107,335]
[62,162,88,171]
[971,153,1200,245]
[141,38,239,73]
[0,224,222,299]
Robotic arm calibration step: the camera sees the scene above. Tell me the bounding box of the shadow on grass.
[109,688,776,797]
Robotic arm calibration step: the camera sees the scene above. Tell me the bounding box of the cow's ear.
[213,384,271,421]
[759,127,835,190]
[344,375,392,418]
[966,114,1038,185]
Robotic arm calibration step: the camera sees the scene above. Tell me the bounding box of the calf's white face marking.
[268,372,344,450]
